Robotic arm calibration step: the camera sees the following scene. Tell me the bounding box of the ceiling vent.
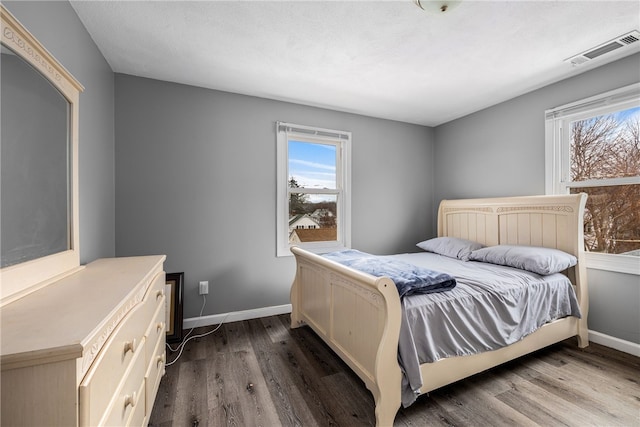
[566,30,640,66]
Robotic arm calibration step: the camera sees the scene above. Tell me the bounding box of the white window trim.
[276,122,351,257]
[585,252,640,275]
[545,83,640,275]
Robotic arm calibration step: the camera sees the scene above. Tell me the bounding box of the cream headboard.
[437,194,587,258]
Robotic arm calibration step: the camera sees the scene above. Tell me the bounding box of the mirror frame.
[1,5,84,306]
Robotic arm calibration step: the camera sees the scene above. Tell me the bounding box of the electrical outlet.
[199,281,209,295]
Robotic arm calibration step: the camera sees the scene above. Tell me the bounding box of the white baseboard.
[588,330,640,357]
[185,308,640,358]
[183,303,292,330]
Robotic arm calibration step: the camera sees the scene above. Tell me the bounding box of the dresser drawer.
[126,381,146,427]
[145,297,166,365]
[101,341,146,427]
[79,304,148,425]
[144,271,166,306]
[145,321,166,415]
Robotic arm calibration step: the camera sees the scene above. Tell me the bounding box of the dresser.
[1,255,167,426]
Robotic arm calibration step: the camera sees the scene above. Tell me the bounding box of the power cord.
[165,294,229,367]
[166,293,206,353]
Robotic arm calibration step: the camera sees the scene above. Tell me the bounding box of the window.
[546,83,640,274]
[276,122,351,256]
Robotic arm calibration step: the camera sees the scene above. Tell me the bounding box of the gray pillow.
[468,245,577,275]
[416,237,484,261]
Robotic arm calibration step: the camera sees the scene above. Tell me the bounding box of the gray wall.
[434,53,640,344]
[114,74,435,319]
[3,1,116,263]
[434,53,640,200]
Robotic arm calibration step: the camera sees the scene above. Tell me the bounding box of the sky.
[288,140,336,190]
[573,105,640,142]
[614,105,640,122]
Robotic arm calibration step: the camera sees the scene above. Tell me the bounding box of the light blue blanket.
[322,249,457,298]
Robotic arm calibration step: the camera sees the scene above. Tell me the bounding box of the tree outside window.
[568,107,640,255]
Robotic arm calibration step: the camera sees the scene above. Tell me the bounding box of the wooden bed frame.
[290,194,589,426]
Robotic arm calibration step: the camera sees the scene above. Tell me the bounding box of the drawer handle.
[123,338,137,354]
[157,353,166,366]
[157,322,165,333]
[124,391,138,408]
[156,289,164,300]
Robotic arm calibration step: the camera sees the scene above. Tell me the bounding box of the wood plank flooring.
[149,314,640,427]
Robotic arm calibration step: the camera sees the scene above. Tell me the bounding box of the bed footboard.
[290,246,403,426]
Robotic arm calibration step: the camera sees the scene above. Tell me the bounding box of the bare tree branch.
[572,111,640,254]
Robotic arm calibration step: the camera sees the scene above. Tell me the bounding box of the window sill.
[584,252,640,275]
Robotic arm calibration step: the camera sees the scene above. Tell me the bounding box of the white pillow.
[468,245,577,275]
[416,237,484,261]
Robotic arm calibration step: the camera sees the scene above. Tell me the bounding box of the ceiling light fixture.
[414,0,462,13]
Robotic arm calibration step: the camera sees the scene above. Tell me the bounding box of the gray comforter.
[388,252,582,407]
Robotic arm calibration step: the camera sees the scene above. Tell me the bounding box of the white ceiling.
[70,0,640,126]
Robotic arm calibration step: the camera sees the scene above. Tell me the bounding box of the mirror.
[1,45,71,268]
[1,5,83,305]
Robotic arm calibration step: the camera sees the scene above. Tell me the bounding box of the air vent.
[566,30,640,66]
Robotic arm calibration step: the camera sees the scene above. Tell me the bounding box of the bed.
[289,194,589,426]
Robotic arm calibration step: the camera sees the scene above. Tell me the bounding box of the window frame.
[545,83,640,275]
[276,122,351,257]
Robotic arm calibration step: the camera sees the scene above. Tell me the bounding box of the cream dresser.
[1,255,167,426]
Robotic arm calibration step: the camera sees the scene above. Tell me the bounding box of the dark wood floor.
[149,314,640,427]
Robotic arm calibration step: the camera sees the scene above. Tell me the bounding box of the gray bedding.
[388,252,582,407]
[323,249,456,297]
